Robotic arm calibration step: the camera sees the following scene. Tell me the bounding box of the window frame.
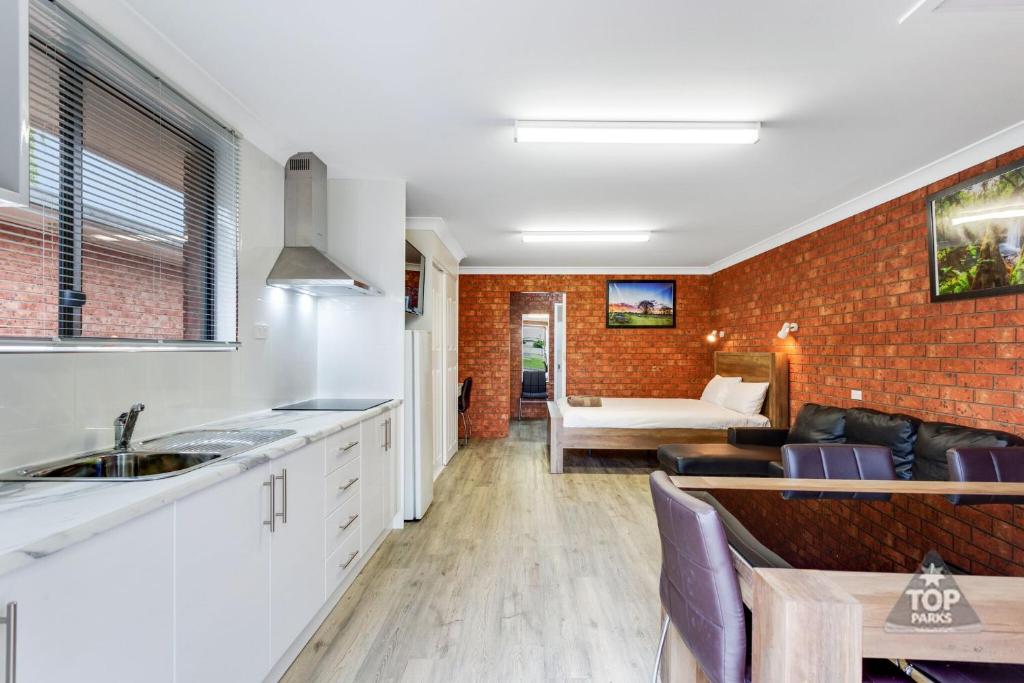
[0,24,239,353]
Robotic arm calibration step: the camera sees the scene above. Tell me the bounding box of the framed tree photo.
[928,159,1024,301]
[606,280,676,328]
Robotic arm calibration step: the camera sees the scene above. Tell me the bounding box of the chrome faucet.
[114,403,145,451]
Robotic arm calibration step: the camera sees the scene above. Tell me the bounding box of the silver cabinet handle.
[340,551,359,569]
[2,601,16,683]
[277,469,288,525]
[263,474,276,532]
[340,441,359,453]
[338,477,359,491]
[339,514,359,530]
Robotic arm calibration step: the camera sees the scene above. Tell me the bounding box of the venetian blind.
[0,0,239,346]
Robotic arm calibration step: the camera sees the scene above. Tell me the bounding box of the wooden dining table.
[660,476,1024,682]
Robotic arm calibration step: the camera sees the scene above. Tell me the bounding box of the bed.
[546,351,789,473]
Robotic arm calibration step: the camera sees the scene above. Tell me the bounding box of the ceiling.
[97,0,1024,268]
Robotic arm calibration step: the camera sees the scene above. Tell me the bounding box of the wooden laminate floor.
[282,420,663,683]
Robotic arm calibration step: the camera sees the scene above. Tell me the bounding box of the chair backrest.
[649,471,747,683]
[459,377,472,413]
[521,370,547,396]
[781,443,896,500]
[946,447,1024,505]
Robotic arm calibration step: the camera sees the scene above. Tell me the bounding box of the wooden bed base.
[547,351,789,474]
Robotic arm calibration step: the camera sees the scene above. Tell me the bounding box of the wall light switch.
[253,323,270,340]
[851,389,863,401]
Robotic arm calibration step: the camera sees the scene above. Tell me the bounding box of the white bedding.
[556,397,771,430]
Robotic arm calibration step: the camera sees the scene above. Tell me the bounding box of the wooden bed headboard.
[714,351,790,428]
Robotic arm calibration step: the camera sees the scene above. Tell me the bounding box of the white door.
[445,271,459,460]
[553,300,567,399]
[270,442,326,663]
[430,266,445,478]
[0,507,174,683]
[176,463,272,683]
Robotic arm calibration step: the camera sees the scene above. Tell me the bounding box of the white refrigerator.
[404,330,434,520]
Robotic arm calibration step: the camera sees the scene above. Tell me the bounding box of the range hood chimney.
[266,152,383,297]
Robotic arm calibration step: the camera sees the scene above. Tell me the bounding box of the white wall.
[0,141,319,471]
[405,225,459,333]
[316,178,405,401]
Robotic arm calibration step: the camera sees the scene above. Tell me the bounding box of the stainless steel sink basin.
[21,451,223,479]
[0,428,296,481]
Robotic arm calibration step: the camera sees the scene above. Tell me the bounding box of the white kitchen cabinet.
[385,407,402,527]
[359,414,387,551]
[0,506,174,683]
[0,0,28,206]
[175,463,272,683]
[270,442,326,663]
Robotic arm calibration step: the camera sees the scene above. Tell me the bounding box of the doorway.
[509,292,566,422]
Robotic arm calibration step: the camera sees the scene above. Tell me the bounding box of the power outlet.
[850,389,863,401]
[253,323,270,340]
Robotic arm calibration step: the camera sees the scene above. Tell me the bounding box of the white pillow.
[700,375,742,406]
[721,381,769,416]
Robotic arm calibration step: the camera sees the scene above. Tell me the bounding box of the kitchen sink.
[0,428,296,481]
[20,450,223,480]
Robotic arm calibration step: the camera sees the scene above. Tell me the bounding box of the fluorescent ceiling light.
[522,232,650,243]
[951,207,1024,226]
[514,120,760,144]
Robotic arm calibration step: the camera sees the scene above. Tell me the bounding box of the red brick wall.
[510,292,560,420]
[0,224,58,337]
[1,219,187,340]
[713,491,1024,577]
[712,147,1024,433]
[459,274,713,438]
[709,146,1024,577]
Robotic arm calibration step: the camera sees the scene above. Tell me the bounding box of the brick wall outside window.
[1,219,187,340]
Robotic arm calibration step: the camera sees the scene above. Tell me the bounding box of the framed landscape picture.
[928,159,1024,301]
[606,279,676,328]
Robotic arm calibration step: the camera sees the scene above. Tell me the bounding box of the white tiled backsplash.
[0,142,319,471]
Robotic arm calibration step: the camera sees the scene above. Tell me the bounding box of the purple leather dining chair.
[945,446,1024,505]
[781,443,897,500]
[648,471,908,683]
[649,471,748,683]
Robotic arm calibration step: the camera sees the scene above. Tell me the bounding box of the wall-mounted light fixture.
[706,330,725,343]
[777,322,799,340]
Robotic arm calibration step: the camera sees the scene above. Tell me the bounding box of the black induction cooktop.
[273,398,389,412]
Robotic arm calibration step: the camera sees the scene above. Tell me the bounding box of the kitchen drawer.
[324,456,361,515]
[324,491,360,559]
[325,527,362,596]
[324,424,361,475]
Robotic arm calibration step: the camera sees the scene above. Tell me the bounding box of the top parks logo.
[885,550,981,633]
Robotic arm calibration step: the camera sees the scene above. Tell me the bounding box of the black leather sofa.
[665,403,1024,481]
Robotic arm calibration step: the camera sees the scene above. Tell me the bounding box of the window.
[0,0,239,349]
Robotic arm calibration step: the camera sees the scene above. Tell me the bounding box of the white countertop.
[0,400,401,579]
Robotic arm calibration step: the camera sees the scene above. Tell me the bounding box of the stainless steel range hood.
[266,152,383,297]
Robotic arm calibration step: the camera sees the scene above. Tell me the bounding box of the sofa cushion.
[843,408,920,480]
[786,403,847,445]
[914,421,1023,481]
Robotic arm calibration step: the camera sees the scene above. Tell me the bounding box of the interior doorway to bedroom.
[509,292,566,422]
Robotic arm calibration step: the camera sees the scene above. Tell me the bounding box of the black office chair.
[519,369,548,420]
[458,377,473,447]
